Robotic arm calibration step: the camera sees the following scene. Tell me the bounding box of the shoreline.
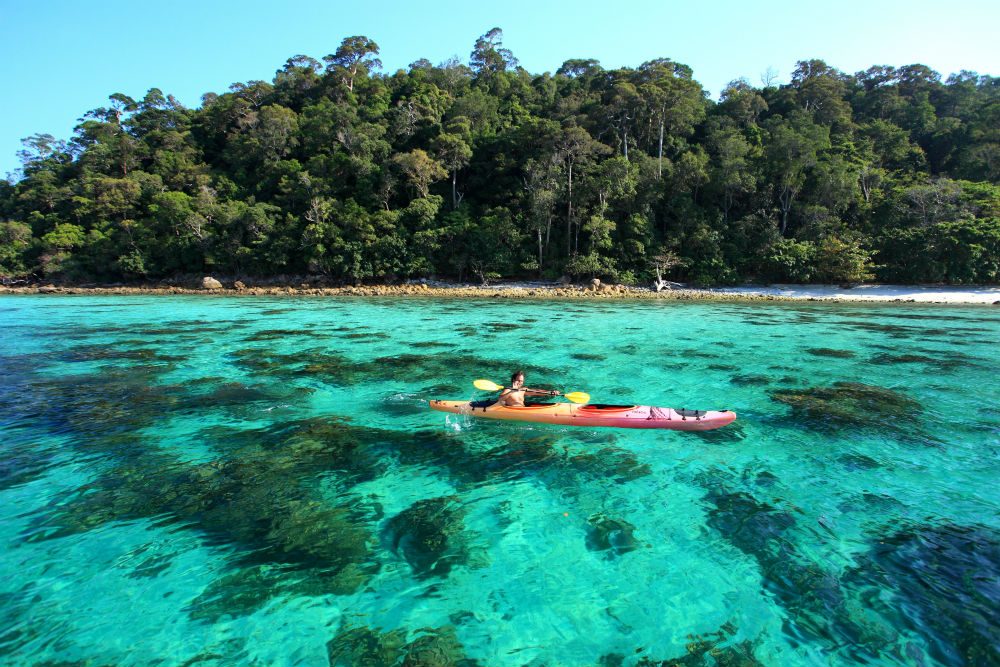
[2,281,999,304]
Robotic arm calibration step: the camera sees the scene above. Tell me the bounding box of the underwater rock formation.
[804,348,856,358]
[327,625,479,667]
[700,474,899,660]
[382,497,473,578]
[585,514,641,558]
[770,382,921,429]
[846,523,1000,666]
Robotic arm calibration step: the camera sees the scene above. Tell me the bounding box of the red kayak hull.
[428,400,736,431]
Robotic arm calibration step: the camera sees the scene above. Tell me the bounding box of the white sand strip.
[707,284,1000,304]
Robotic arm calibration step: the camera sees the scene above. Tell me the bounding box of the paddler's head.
[511,370,525,389]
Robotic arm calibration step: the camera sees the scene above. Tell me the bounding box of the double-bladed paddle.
[473,379,590,404]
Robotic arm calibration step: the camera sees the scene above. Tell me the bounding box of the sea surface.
[1,295,998,666]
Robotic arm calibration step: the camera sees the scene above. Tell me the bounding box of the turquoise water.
[1,295,998,666]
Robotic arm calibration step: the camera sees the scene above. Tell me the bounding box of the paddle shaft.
[497,385,559,396]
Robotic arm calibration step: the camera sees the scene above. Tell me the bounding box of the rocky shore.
[0,279,723,300]
[2,277,998,304]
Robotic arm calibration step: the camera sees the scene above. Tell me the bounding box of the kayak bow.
[428,400,736,431]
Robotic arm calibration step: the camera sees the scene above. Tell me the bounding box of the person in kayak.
[496,370,558,407]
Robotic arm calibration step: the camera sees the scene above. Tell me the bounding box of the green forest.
[2,29,998,286]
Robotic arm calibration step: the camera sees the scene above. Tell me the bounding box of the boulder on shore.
[202,277,223,290]
[588,278,601,292]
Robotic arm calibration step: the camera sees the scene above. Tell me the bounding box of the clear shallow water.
[0,295,998,666]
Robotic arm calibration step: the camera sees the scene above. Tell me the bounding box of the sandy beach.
[707,283,1000,304]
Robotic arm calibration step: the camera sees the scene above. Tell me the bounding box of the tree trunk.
[658,120,664,179]
[654,264,668,292]
[537,228,543,275]
[452,171,457,209]
[566,161,574,257]
[778,182,796,235]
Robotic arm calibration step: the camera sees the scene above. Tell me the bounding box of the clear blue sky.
[2,0,997,178]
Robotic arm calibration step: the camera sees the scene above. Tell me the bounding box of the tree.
[674,147,710,202]
[0,221,32,277]
[432,133,473,209]
[324,36,381,93]
[274,55,324,106]
[707,125,755,222]
[765,112,830,234]
[811,155,859,214]
[604,79,641,160]
[556,126,606,256]
[719,79,768,127]
[812,235,873,283]
[557,59,602,78]
[470,28,518,83]
[789,59,852,129]
[392,149,447,199]
[651,250,685,291]
[18,134,72,173]
[523,154,562,273]
[638,59,707,176]
[226,104,299,177]
[896,178,963,226]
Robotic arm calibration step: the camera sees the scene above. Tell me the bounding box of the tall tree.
[324,36,382,93]
[392,149,446,199]
[433,132,473,209]
[556,126,606,256]
[470,28,518,85]
[766,112,830,234]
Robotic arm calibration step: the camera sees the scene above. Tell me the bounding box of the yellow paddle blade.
[473,379,504,392]
[564,391,590,404]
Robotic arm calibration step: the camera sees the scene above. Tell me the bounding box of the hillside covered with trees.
[2,29,998,286]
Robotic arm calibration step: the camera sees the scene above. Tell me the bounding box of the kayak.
[428,400,736,431]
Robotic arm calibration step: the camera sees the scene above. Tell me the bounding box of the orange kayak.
[428,400,736,431]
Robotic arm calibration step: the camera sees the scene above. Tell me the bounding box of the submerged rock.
[701,482,898,659]
[846,523,1000,666]
[838,452,882,470]
[585,514,640,558]
[571,352,606,361]
[0,442,57,491]
[382,497,471,578]
[805,347,856,358]
[729,374,771,386]
[25,416,398,610]
[635,622,763,666]
[705,490,796,556]
[189,563,367,622]
[327,625,478,667]
[327,626,407,667]
[770,382,921,429]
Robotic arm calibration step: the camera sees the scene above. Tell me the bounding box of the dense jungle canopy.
[2,29,998,285]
